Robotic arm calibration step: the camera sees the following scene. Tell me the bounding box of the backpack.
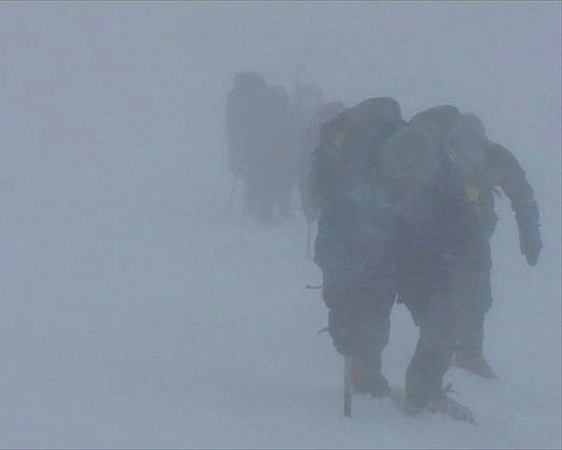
[310,97,404,211]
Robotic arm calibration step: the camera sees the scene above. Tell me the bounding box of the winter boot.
[425,395,476,424]
[452,355,498,379]
[405,383,476,424]
[346,356,391,398]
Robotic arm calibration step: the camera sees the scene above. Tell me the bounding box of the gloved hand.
[516,201,542,266]
[519,222,542,266]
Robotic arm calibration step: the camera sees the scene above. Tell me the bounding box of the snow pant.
[322,284,396,372]
[244,158,296,222]
[454,240,493,361]
[401,266,473,409]
[273,175,295,219]
[244,170,276,222]
[273,157,297,219]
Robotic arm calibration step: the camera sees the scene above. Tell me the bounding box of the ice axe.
[344,356,352,417]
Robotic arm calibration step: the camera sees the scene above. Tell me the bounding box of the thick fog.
[1,2,560,448]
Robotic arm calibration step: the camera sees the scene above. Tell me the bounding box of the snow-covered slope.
[0,2,560,448]
[0,197,560,448]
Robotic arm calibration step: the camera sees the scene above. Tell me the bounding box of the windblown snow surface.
[0,3,560,449]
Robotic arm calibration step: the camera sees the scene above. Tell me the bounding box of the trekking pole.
[344,356,352,417]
